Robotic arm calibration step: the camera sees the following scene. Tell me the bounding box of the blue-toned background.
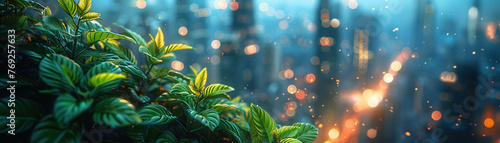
[37,0,500,142]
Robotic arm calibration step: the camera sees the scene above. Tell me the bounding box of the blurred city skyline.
[35,0,500,142]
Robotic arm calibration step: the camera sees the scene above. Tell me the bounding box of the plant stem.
[71,17,81,59]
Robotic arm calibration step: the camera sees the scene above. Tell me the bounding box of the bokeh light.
[171,60,184,71]
[485,118,495,128]
[367,129,377,139]
[296,89,305,100]
[383,73,394,83]
[287,85,297,94]
[178,26,188,36]
[305,74,316,83]
[329,128,340,139]
[136,0,146,9]
[431,111,442,121]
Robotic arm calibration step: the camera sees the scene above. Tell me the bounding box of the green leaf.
[155,27,165,49]
[54,93,93,124]
[115,23,147,46]
[156,93,195,110]
[0,97,41,133]
[171,83,192,94]
[88,73,125,87]
[246,110,261,143]
[81,12,100,22]
[77,0,91,16]
[57,0,78,17]
[203,84,234,96]
[280,138,303,143]
[139,46,162,64]
[42,16,65,31]
[188,109,220,131]
[250,104,277,142]
[93,98,141,127]
[39,54,83,90]
[292,123,318,143]
[155,130,177,143]
[138,104,177,125]
[82,62,121,82]
[162,44,193,54]
[195,68,207,90]
[86,31,135,44]
[165,70,191,84]
[31,115,83,143]
[79,21,107,33]
[118,61,146,79]
[211,104,236,114]
[272,126,299,141]
[219,119,245,143]
[42,6,52,17]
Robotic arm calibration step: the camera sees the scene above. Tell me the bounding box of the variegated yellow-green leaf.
[162,44,193,54]
[57,0,77,17]
[88,73,125,87]
[203,84,234,96]
[155,27,164,49]
[93,98,141,127]
[272,126,299,142]
[292,123,318,143]
[211,104,236,113]
[195,68,207,90]
[246,110,261,143]
[77,0,91,16]
[42,6,51,17]
[250,103,277,142]
[86,31,135,44]
[280,138,302,143]
[81,12,100,22]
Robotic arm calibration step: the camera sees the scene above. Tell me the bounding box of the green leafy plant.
[0,0,318,142]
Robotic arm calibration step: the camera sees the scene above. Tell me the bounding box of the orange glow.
[486,22,496,40]
[295,90,305,100]
[178,27,188,36]
[405,132,411,136]
[484,118,494,128]
[286,108,295,117]
[284,69,294,79]
[287,101,297,110]
[211,40,221,49]
[244,44,259,55]
[320,37,334,46]
[136,0,146,9]
[367,129,377,138]
[305,74,316,83]
[345,119,355,128]
[367,96,380,108]
[329,128,340,139]
[383,73,394,83]
[431,111,442,121]
[171,60,184,71]
[229,1,239,11]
